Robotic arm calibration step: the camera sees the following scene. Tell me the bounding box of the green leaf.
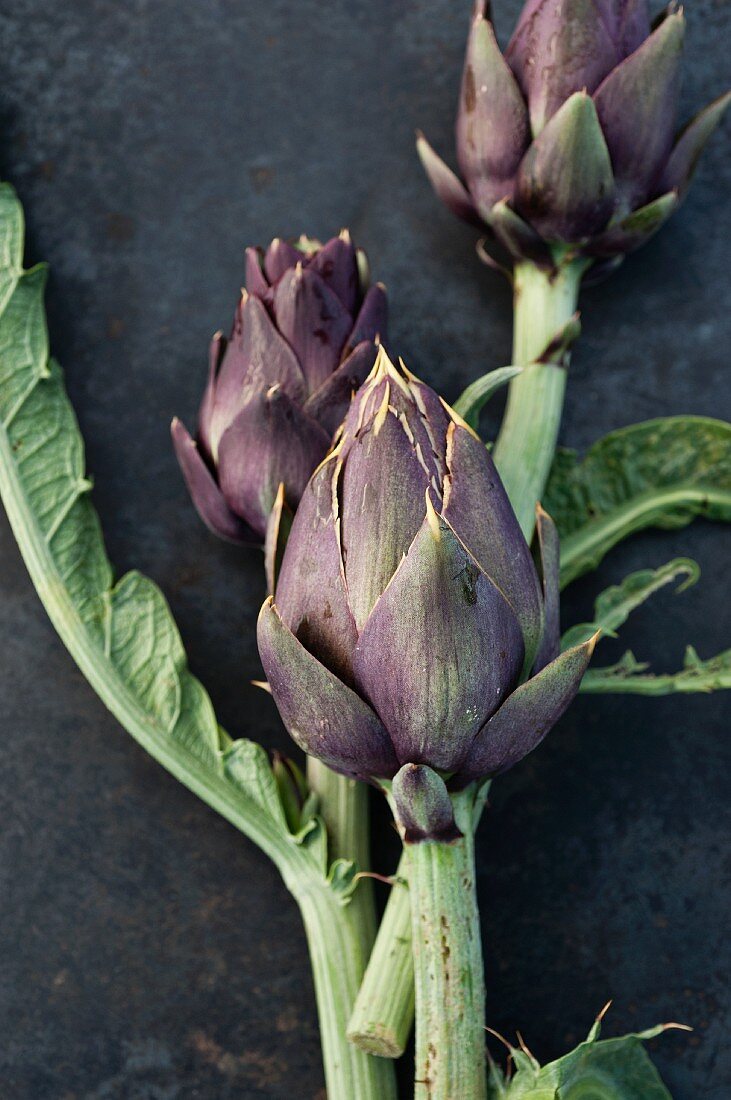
[327,858,360,904]
[562,557,700,649]
[488,1013,681,1099]
[581,645,731,695]
[222,739,289,830]
[544,418,731,587]
[452,365,523,430]
[0,182,23,314]
[0,179,325,886]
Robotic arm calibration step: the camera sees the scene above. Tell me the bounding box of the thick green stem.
[408,790,485,1100]
[307,758,377,955]
[493,259,584,539]
[349,784,489,1059]
[347,849,413,1056]
[294,881,398,1100]
[305,759,394,1096]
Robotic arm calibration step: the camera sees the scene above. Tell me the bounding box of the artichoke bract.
[172,232,387,544]
[418,0,730,268]
[258,350,596,833]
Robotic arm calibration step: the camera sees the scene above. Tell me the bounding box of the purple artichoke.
[172,232,388,544]
[418,1,730,267]
[257,350,596,812]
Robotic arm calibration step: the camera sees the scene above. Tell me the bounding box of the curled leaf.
[562,557,700,649]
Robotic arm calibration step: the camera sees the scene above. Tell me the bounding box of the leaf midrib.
[0,375,301,883]
[560,483,730,586]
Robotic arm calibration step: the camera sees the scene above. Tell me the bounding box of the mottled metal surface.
[0,2,728,1097]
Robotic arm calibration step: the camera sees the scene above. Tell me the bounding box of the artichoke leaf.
[486,1010,682,1098]
[580,645,731,695]
[0,179,331,887]
[452,365,523,430]
[544,417,731,587]
[562,556,700,649]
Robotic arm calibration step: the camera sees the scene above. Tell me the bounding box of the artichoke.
[418,0,730,268]
[258,350,595,828]
[172,232,387,543]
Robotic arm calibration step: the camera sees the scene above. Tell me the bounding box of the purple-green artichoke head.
[172,231,388,544]
[257,349,596,815]
[418,1,730,271]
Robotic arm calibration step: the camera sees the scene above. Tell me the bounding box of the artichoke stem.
[407,788,486,1100]
[347,848,414,1057]
[306,758,377,955]
[493,258,586,539]
[294,877,398,1100]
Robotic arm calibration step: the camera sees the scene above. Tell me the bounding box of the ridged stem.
[307,759,377,955]
[347,849,413,1056]
[409,790,485,1100]
[348,782,489,1059]
[492,258,584,539]
[294,880,398,1100]
[304,760,395,1096]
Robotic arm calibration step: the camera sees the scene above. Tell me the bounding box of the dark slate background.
[0,1,729,1097]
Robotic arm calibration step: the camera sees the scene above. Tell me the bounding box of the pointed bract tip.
[397,356,421,385]
[658,4,685,34]
[370,342,394,381]
[440,396,481,440]
[588,630,602,656]
[566,88,598,114]
[424,490,441,539]
[251,678,272,694]
[170,416,193,446]
[660,90,730,195]
[370,344,409,392]
[339,227,352,243]
[597,1000,613,1022]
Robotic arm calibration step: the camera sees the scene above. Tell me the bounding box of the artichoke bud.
[172,232,388,544]
[391,764,462,845]
[419,0,728,272]
[258,350,595,818]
